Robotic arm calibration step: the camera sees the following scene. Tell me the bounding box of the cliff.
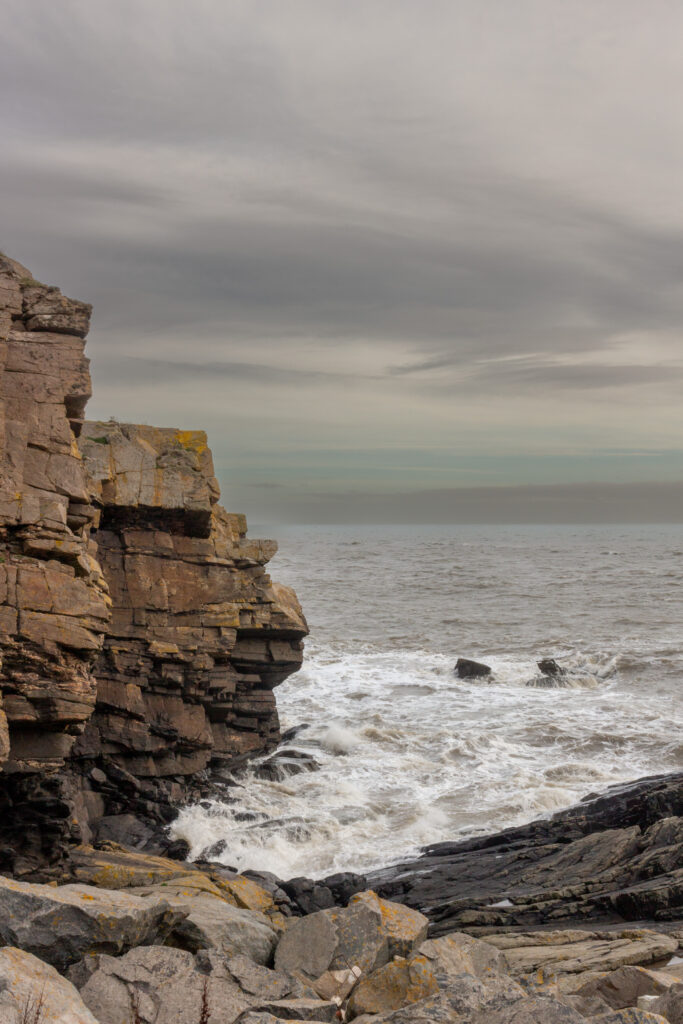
[0,254,307,874]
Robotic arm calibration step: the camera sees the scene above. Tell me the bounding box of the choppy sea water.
[173,524,683,879]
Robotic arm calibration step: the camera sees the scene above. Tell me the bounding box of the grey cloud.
[2,0,683,520]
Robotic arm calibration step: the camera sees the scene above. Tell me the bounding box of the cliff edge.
[0,254,307,874]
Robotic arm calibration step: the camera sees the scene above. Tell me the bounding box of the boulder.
[538,658,565,676]
[130,882,278,963]
[254,750,320,781]
[455,658,492,679]
[576,965,674,1010]
[66,843,197,888]
[0,946,98,1024]
[72,946,248,1024]
[652,982,683,1022]
[349,890,429,958]
[419,931,509,980]
[346,954,439,1018]
[0,875,184,970]
[275,902,391,979]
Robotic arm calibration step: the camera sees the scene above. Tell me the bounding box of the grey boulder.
[0,946,99,1024]
[0,875,183,970]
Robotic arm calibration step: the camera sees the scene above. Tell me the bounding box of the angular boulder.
[349,890,429,958]
[652,982,683,1023]
[129,880,278,963]
[274,902,390,978]
[419,931,510,981]
[0,946,98,1024]
[0,875,184,970]
[577,965,674,1011]
[71,946,316,1024]
[346,954,439,1019]
[455,658,492,679]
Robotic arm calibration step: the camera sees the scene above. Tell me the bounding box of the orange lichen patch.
[212,875,275,915]
[347,955,439,1017]
[349,890,429,959]
[174,429,208,455]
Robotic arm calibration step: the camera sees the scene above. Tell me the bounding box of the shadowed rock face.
[0,255,307,873]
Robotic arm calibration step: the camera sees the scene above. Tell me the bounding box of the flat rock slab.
[484,929,679,976]
[0,874,183,970]
[0,946,98,1024]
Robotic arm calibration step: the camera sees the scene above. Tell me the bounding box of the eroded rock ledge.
[0,254,307,874]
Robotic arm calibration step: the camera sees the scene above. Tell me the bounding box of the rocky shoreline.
[1,253,683,1021]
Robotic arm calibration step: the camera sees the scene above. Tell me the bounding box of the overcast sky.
[3,0,683,522]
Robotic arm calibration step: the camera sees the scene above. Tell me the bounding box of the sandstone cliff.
[0,254,307,873]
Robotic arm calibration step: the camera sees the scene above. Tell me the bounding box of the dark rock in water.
[163,838,192,862]
[538,658,565,676]
[363,770,683,936]
[202,839,228,861]
[280,876,337,915]
[455,658,492,679]
[280,724,311,744]
[253,749,320,781]
[322,871,367,905]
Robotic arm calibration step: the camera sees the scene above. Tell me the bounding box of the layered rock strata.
[0,254,306,872]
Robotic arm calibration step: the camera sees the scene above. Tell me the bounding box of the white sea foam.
[171,524,683,879]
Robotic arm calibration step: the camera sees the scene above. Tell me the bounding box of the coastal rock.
[254,749,321,781]
[368,771,683,934]
[127,879,278,963]
[419,931,510,980]
[0,254,308,872]
[0,946,98,1024]
[482,929,678,976]
[274,902,390,978]
[71,946,315,1024]
[65,842,200,888]
[349,890,429,958]
[346,954,439,1018]
[575,965,675,1010]
[455,658,492,679]
[246,997,338,1020]
[0,874,184,970]
[538,658,565,676]
[652,983,683,1022]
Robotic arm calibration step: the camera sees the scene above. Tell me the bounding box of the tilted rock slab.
[0,873,184,970]
[0,946,98,1024]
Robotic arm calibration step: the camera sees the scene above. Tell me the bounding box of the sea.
[172,523,683,880]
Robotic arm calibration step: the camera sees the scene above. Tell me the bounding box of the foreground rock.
[0,946,98,1024]
[69,946,332,1024]
[455,658,492,679]
[0,874,183,970]
[365,771,683,933]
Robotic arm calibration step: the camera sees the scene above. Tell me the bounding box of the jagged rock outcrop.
[0,254,307,873]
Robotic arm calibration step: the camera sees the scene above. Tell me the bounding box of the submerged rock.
[538,657,565,676]
[253,749,321,781]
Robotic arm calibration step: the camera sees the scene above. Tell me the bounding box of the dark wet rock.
[93,813,157,851]
[279,876,337,915]
[280,724,311,744]
[455,658,492,679]
[203,839,229,860]
[253,749,321,781]
[323,872,367,906]
[364,771,683,935]
[538,658,565,676]
[164,837,192,861]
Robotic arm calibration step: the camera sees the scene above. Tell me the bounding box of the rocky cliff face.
[0,254,306,873]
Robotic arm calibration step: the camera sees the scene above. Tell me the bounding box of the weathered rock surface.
[366,771,683,934]
[0,946,99,1024]
[346,953,439,1018]
[652,982,683,1022]
[70,945,318,1024]
[455,657,492,679]
[483,929,678,976]
[0,871,184,970]
[0,254,307,873]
